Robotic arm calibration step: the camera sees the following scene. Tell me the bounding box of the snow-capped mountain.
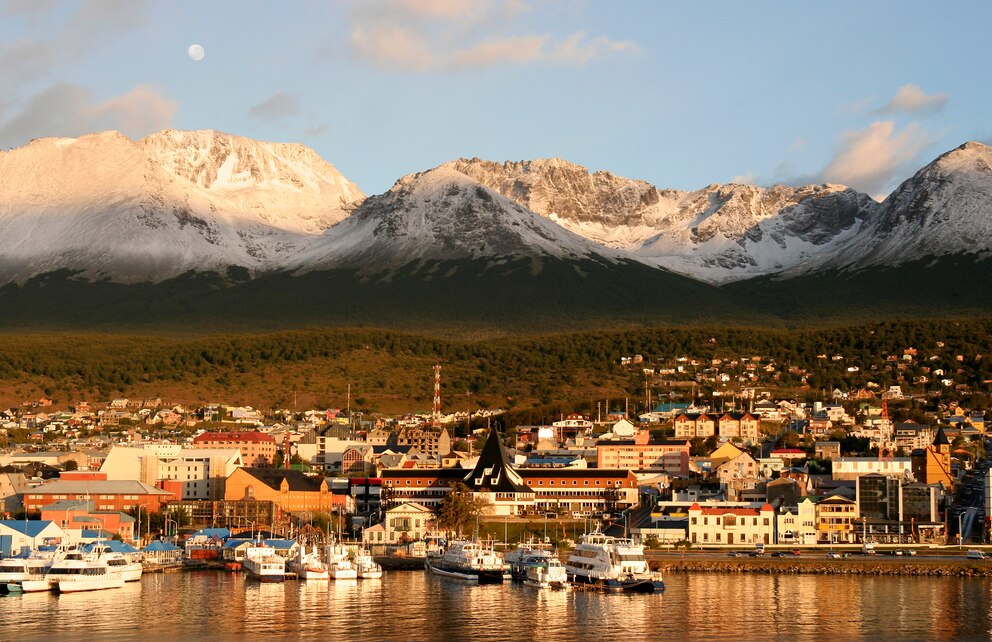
[0,130,363,284]
[445,157,878,283]
[290,165,629,273]
[792,141,992,274]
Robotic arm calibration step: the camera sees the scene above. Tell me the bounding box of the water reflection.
[1,571,990,641]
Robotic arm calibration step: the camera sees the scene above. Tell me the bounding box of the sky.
[1,0,989,199]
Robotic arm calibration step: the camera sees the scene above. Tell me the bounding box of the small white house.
[0,520,69,556]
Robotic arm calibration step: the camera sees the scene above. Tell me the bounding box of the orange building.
[191,432,277,466]
[911,426,953,488]
[224,468,345,515]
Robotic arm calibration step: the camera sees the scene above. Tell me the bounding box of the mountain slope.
[0,130,363,284]
[445,157,878,283]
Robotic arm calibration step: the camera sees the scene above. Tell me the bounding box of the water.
[3,571,992,641]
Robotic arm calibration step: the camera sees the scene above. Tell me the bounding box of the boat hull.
[17,579,55,593]
[569,573,665,592]
[329,568,358,580]
[58,578,126,593]
[426,560,508,584]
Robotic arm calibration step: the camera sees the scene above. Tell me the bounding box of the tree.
[434,483,492,538]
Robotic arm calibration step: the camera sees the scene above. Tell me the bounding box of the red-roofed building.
[769,448,808,463]
[687,502,775,546]
[191,432,277,466]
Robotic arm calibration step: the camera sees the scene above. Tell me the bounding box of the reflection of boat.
[326,542,357,580]
[564,531,664,592]
[287,546,328,581]
[353,547,382,579]
[242,544,286,582]
[48,547,125,593]
[425,540,510,583]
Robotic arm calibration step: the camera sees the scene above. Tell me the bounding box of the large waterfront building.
[223,468,346,515]
[815,495,859,544]
[381,426,639,516]
[100,445,242,500]
[21,476,173,512]
[687,502,776,546]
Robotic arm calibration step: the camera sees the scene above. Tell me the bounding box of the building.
[362,502,433,548]
[911,426,953,488]
[716,413,761,443]
[39,499,135,543]
[595,436,690,475]
[815,495,859,544]
[101,445,242,500]
[191,431,277,466]
[395,427,450,459]
[223,468,345,516]
[381,426,639,516]
[674,413,716,439]
[21,478,173,513]
[814,441,841,460]
[776,498,817,545]
[687,502,775,546]
[855,474,944,543]
[832,457,913,481]
[0,520,69,555]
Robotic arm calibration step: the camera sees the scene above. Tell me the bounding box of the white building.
[100,445,242,500]
[0,520,69,555]
[776,498,817,545]
[687,502,775,546]
[832,457,913,481]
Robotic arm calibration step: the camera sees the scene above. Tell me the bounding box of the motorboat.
[504,540,555,581]
[326,542,357,580]
[242,543,286,582]
[287,546,329,581]
[88,545,143,582]
[565,530,664,592]
[523,556,569,590]
[424,540,510,583]
[47,547,125,593]
[353,547,382,579]
[0,548,65,593]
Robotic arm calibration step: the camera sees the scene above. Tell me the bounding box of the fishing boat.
[326,542,357,580]
[242,543,286,582]
[565,530,664,592]
[353,547,383,579]
[286,546,328,581]
[424,540,510,583]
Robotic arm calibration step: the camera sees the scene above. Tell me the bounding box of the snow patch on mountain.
[291,165,629,274]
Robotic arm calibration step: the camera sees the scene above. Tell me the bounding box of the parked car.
[771,551,786,557]
[966,549,987,560]
[903,549,917,556]
[826,551,843,559]
[727,551,742,558]
[791,549,802,556]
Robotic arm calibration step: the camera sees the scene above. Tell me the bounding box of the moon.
[187,44,204,61]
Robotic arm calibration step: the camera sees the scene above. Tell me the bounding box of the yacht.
[565,531,664,592]
[425,540,510,583]
[242,543,286,582]
[287,546,329,581]
[326,542,357,580]
[504,540,555,581]
[90,545,143,582]
[353,547,383,579]
[523,556,569,590]
[47,547,125,593]
[0,549,63,593]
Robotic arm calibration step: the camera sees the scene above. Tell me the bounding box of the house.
[814,441,841,461]
[716,413,761,443]
[815,495,859,544]
[687,502,775,546]
[673,413,716,439]
[362,502,433,548]
[0,520,69,555]
[776,498,817,545]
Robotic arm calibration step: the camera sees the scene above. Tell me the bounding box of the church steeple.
[463,425,530,493]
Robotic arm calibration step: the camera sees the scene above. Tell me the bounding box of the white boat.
[523,556,569,590]
[48,547,125,593]
[287,546,328,581]
[353,547,382,579]
[424,540,510,583]
[242,544,286,582]
[504,540,554,581]
[99,549,143,582]
[0,551,60,593]
[326,542,357,580]
[564,531,664,592]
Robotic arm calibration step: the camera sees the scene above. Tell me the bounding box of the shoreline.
[648,558,992,576]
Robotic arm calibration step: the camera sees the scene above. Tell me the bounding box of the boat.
[287,546,329,581]
[504,540,555,581]
[0,549,64,593]
[424,540,510,583]
[564,530,664,592]
[91,546,143,582]
[326,542,357,580]
[241,543,286,582]
[353,547,383,579]
[47,547,125,593]
[523,556,569,590]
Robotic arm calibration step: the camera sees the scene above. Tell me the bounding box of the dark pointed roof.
[463,425,531,493]
[933,426,950,447]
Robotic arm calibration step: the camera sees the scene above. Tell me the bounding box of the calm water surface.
[2,570,991,641]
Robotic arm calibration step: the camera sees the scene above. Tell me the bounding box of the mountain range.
[1,130,990,328]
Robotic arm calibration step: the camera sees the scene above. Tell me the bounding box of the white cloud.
[0,83,175,149]
[348,0,634,71]
[821,120,932,196]
[248,92,300,121]
[874,84,947,115]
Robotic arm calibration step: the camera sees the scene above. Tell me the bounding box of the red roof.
[689,503,774,515]
[192,432,276,444]
[771,448,807,455]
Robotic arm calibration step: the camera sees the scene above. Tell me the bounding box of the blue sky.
[1,0,989,198]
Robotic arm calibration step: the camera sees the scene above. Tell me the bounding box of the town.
[2,334,990,574]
